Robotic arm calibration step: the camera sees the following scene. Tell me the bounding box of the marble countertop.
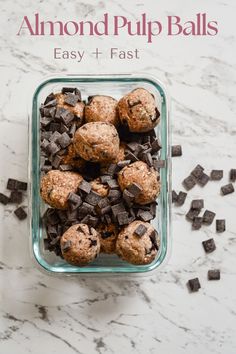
[1,1,236,353]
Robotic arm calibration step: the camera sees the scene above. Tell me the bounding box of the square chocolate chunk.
[191,164,204,179]
[56,132,71,149]
[127,183,142,196]
[230,169,236,182]
[64,93,80,106]
[14,207,27,220]
[134,224,147,237]
[0,193,9,205]
[210,170,223,181]
[171,145,182,157]
[9,191,23,204]
[208,269,220,280]
[176,191,187,206]
[202,238,216,253]
[197,172,210,187]
[192,217,203,230]
[151,139,162,154]
[138,210,153,222]
[85,191,102,206]
[216,219,225,233]
[79,180,91,194]
[188,278,201,292]
[172,190,178,203]
[111,203,126,218]
[191,199,204,210]
[117,160,131,169]
[107,179,119,189]
[203,210,216,225]
[221,183,234,196]
[117,211,129,226]
[7,178,18,190]
[186,208,200,221]
[183,175,196,190]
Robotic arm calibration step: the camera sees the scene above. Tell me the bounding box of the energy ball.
[61,143,86,169]
[118,161,160,205]
[60,224,100,266]
[116,221,160,265]
[117,88,160,132]
[74,122,120,163]
[90,178,109,197]
[85,95,119,126]
[55,93,85,126]
[40,170,83,209]
[97,222,119,254]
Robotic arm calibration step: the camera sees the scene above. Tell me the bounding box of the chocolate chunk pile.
[0,178,28,220]
[172,145,235,291]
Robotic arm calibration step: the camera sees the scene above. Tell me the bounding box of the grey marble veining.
[0,0,236,353]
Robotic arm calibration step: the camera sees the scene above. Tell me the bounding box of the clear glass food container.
[29,74,171,275]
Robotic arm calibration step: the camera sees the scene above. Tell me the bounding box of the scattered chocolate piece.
[126,142,141,153]
[85,191,102,206]
[186,208,201,221]
[0,193,9,205]
[230,169,236,182]
[79,202,94,216]
[44,92,55,105]
[100,175,111,183]
[52,155,63,169]
[123,189,135,205]
[176,191,187,206]
[59,164,73,171]
[56,132,71,149]
[191,199,204,210]
[97,198,110,210]
[192,217,203,230]
[153,159,166,169]
[171,145,182,157]
[7,178,27,191]
[138,210,153,222]
[9,191,23,204]
[216,219,225,233]
[202,238,216,253]
[14,207,27,220]
[106,164,118,176]
[221,183,235,196]
[87,216,98,227]
[172,190,178,203]
[127,183,142,196]
[111,203,126,218]
[210,170,223,181]
[68,193,82,209]
[183,175,196,190]
[191,165,204,179]
[79,180,91,194]
[44,98,57,108]
[49,131,62,143]
[125,151,139,162]
[151,139,161,154]
[203,210,216,225]
[197,172,210,187]
[117,160,131,169]
[64,93,80,107]
[44,208,60,225]
[149,230,159,250]
[117,211,129,225]
[208,269,220,280]
[107,179,119,189]
[46,142,60,156]
[108,189,121,200]
[134,224,147,237]
[188,278,201,292]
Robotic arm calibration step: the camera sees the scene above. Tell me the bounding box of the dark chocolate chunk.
[9,191,23,204]
[171,145,182,157]
[100,175,111,183]
[197,172,210,187]
[106,164,118,176]
[80,215,90,224]
[44,92,55,105]
[68,193,82,208]
[210,170,223,181]
[62,87,79,95]
[186,208,200,221]
[52,155,63,169]
[149,230,159,250]
[117,160,131,169]
[202,238,216,253]
[151,139,162,154]
[192,217,203,230]
[14,207,27,220]
[101,231,113,239]
[191,164,204,179]
[142,152,153,167]
[111,203,126,218]
[41,165,52,173]
[64,93,80,106]
[107,179,119,189]
[66,209,78,222]
[78,202,94,215]
[208,269,220,280]
[55,107,67,120]
[40,117,51,127]
[125,151,139,162]
[46,142,60,156]
[216,219,225,233]
[108,189,121,200]
[45,208,60,225]
[7,178,18,190]
[90,239,97,247]
[203,210,216,225]
[126,142,141,153]
[97,197,110,209]
[47,225,58,238]
[56,132,71,148]
[117,211,129,225]
[41,139,49,151]
[150,202,157,217]
[191,199,204,210]
[172,190,178,203]
[188,278,201,292]
[134,224,147,237]
[0,192,9,205]
[62,240,72,252]
[138,210,153,222]
[104,214,111,224]
[176,191,187,206]
[44,98,57,108]
[230,169,236,182]
[69,122,77,136]
[153,159,165,169]
[100,205,111,215]
[183,175,196,190]
[123,189,135,205]
[127,183,142,196]
[79,180,91,194]
[221,183,234,196]
[59,164,73,171]
[49,131,61,142]
[85,191,102,206]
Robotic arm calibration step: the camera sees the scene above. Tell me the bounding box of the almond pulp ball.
[61,143,86,169]
[74,122,120,163]
[40,170,83,209]
[117,88,160,132]
[117,161,160,205]
[85,95,119,126]
[90,178,109,197]
[60,224,100,266]
[97,222,119,254]
[55,93,85,126]
[116,221,160,265]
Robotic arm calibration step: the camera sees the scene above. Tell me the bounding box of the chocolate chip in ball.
[127,183,142,197]
[62,240,72,252]
[202,238,216,253]
[134,224,147,237]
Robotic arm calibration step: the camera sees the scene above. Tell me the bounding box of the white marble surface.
[1,0,236,353]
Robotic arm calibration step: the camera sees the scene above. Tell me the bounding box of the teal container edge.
[29,73,171,275]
